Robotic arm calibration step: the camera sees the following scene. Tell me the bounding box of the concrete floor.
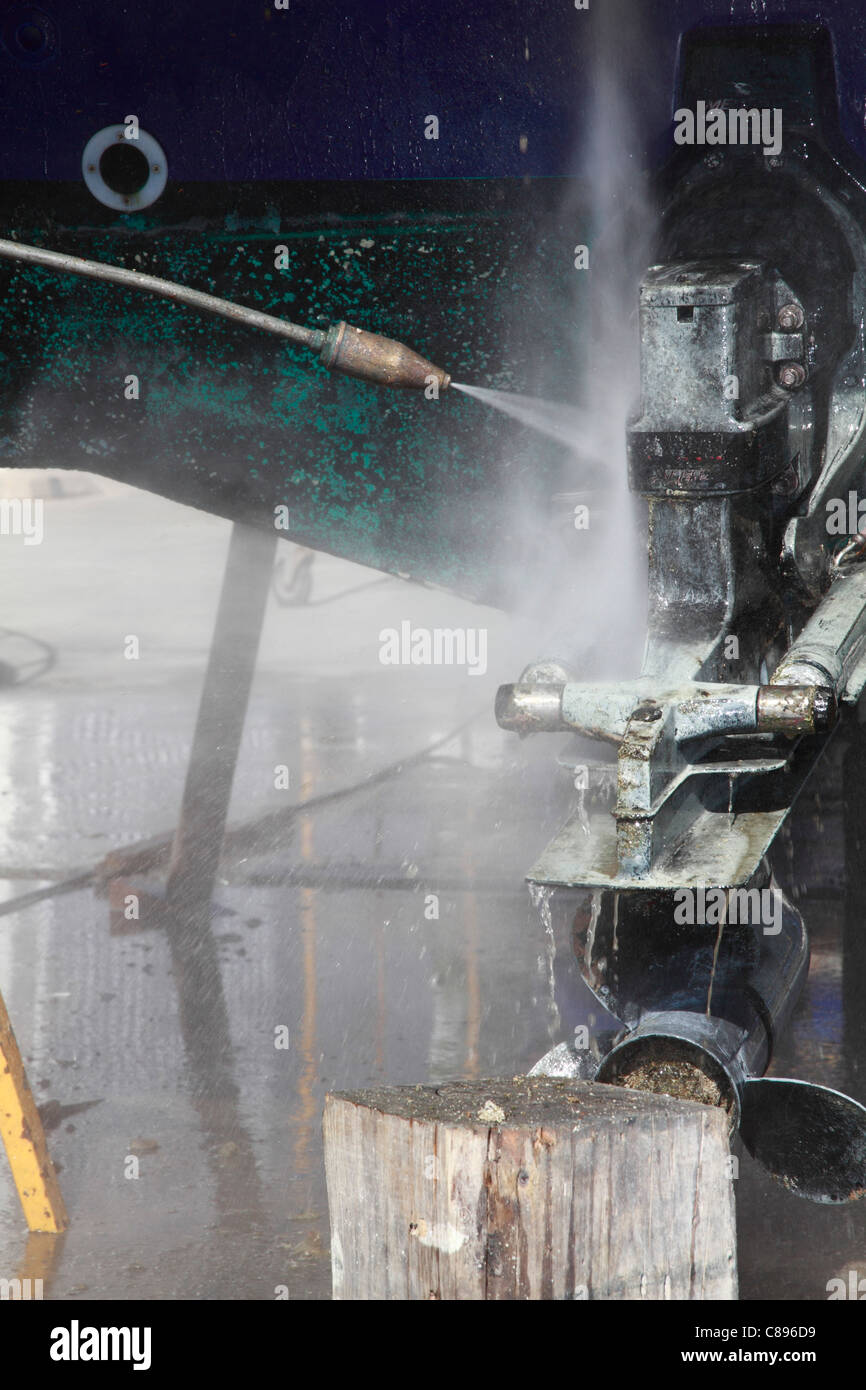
[0,477,571,1300]
[0,476,864,1300]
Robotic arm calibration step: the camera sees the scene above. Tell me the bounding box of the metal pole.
[158,522,274,1233]
[165,521,277,912]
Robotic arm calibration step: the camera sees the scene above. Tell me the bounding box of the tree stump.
[323,1077,736,1300]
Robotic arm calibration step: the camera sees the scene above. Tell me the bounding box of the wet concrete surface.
[0,477,864,1301]
[0,478,569,1300]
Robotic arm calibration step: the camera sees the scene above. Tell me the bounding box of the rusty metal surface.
[627,260,801,497]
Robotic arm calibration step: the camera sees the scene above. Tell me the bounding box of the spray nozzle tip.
[321,321,450,391]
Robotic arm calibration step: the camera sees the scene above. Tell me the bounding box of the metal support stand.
[160,521,275,1228]
[165,522,277,913]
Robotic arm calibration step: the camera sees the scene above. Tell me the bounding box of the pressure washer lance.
[0,236,451,392]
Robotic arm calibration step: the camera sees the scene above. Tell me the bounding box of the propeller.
[529,877,866,1202]
[739,1077,866,1205]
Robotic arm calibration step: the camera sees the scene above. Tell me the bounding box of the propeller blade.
[740,1078,866,1204]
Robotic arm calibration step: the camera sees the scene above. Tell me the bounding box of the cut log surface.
[323,1077,737,1301]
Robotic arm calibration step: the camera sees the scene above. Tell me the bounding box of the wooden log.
[323,1077,737,1300]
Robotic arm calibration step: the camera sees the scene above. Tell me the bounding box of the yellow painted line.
[17,1228,65,1293]
[0,988,68,1233]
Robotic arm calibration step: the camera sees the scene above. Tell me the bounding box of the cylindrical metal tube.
[595,886,809,1132]
[739,889,810,1078]
[0,235,325,347]
[319,321,451,390]
[497,677,834,742]
[771,567,866,693]
[494,682,565,735]
[673,686,758,739]
[756,683,837,735]
[597,1011,748,1127]
[675,684,835,738]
